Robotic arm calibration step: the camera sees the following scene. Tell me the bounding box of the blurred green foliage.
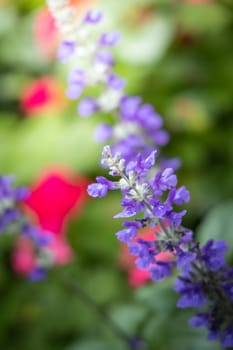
[0,0,233,349]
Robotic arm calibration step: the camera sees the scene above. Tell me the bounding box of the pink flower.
[34,7,58,60]
[12,237,36,276]
[12,168,89,276]
[20,77,65,116]
[118,226,173,288]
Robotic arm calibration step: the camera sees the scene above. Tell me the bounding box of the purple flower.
[150,261,173,281]
[99,31,121,46]
[176,248,196,270]
[149,130,170,146]
[189,312,210,328]
[84,10,103,24]
[201,240,228,272]
[78,98,98,117]
[94,123,113,142]
[57,41,76,63]
[114,207,138,218]
[222,327,233,347]
[116,227,137,243]
[166,209,187,227]
[137,104,163,130]
[175,278,207,308]
[87,183,108,198]
[154,168,178,192]
[66,84,84,99]
[120,96,141,121]
[28,268,46,281]
[108,73,126,90]
[95,51,115,67]
[168,186,190,206]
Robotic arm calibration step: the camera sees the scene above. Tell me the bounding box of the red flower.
[11,168,90,275]
[118,226,174,288]
[20,77,65,116]
[12,237,36,276]
[24,168,89,236]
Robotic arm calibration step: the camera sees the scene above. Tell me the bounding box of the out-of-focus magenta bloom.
[118,226,173,288]
[24,169,89,235]
[20,77,65,116]
[34,7,58,60]
[12,237,36,276]
[12,169,89,275]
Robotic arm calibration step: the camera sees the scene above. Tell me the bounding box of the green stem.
[60,273,145,349]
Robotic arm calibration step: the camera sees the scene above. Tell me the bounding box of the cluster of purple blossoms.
[47,0,233,347]
[88,146,233,347]
[47,0,174,167]
[0,175,28,234]
[0,175,54,280]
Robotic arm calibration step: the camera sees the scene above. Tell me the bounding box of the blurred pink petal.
[20,77,65,116]
[12,237,36,276]
[24,169,89,236]
[48,239,73,265]
[34,7,58,60]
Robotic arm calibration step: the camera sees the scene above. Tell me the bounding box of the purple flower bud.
[84,10,103,24]
[87,183,108,198]
[95,51,115,67]
[169,186,190,206]
[150,261,173,281]
[57,41,76,63]
[66,83,84,99]
[189,313,210,328]
[116,227,137,243]
[68,69,86,85]
[177,287,206,308]
[222,327,233,347]
[120,96,141,121]
[28,268,46,282]
[107,73,126,90]
[94,124,113,142]
[201,240,228,272]
[150,130,170,146]
[99,31,121,46]
[78,98,98,117]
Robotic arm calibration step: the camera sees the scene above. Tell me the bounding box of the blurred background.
[0,0,233,349]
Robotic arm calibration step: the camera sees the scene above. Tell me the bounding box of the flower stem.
[60,273,146,349]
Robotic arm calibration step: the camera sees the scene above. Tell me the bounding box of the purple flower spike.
[176,286,206,308]
[116,227,137,243]
[150,262,173,281]
[99,31,121,46]
[95,51,115,67]
[84,10,103,24]
[87,182,109,198]
[222,327,233,347]
[108,73,126,90]
[78,98,98,117]
[120,96,141,121]
[94,123,113,142]
[189,313,210,328]
[201,240,228,272]
[57,41,76,63]
[66,84,84,99]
